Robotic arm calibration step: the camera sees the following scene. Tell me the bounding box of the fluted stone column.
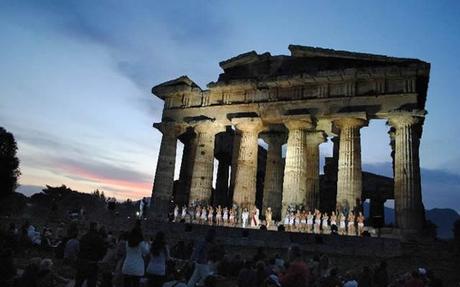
[228,132,241,206]
[335,118,367,214]
[151,122,184,218]
[388,114,424,231]
[214,155,231,206]
[305,131,327,211]
[231,118,264,209]
[261,132,286,220]
[189,122,225,205]
[176,132,197,205]
[282,119,313,217]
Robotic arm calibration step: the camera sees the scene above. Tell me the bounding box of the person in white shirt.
[121,223,149,287]
[146,231,170,287]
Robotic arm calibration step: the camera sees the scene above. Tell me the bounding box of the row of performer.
[171,204,366,236]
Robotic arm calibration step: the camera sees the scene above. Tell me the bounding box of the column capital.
[260,132,287,146]
[283,116,313,131]
[387,112,425,129]
[193,120,226,134]
[231,117,264,133]
[333,117,368,129]
[306,131,327,146]
[153,122,186,137]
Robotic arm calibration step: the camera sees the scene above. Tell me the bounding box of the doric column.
[388,114,424,232]
[231,117,264,209]
[261,132,286,221]
[228,131,241,205]
[281,118,313,217]
[189,121,225,205]
[214,154,231,206]
[334,118,367,214]
[176,131,197,205]
[151,122,184,218]
[305,131,327,211]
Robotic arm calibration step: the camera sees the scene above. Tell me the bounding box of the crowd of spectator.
[0,219,445,287]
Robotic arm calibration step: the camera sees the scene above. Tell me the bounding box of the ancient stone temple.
[150,45,430,234]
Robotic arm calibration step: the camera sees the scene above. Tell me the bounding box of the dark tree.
[0,127,20,198]
[454,219,460,245]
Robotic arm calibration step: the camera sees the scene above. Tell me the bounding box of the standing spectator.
[63,227,79,265]
[74,222,107,287]
[237,261,256,287]
[358,266,373,287]
[320,268,341,287]
[146,231,170,287]
[121,222,149,287]
[280,245,310,287]
[187,229,216,287]
[373,261,389,287]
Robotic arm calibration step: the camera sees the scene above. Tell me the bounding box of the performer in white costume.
[173,205,179,222]
[322,212,329,234]
[242,208,249,228]
[306,211,314,233]
[265,207,272,229]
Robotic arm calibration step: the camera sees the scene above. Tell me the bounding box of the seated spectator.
[238,260,256,287]
[163,268,188,287]
[343,272,358,287]
[36,258,68,287]
[229,254,243,277]
[0,247,16,287]
[255,260,266,287]
[253,247,267,263]
[320,267,341,287]
[404,271,424,287]
[17,257,42,287]
[358,266,373,287]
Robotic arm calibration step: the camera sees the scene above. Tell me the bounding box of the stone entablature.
[150,45,430,235]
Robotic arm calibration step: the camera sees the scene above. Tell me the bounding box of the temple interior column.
[389,114,425,232]
[334,118,367,214]
[305,131,327,211]
[151,122,183,218]
[281,119,312,218]
[176,131,197,206]
[370,196,385,226]
[228,131,241,206]
[261,132,286,221]
[214,154,231,206]
[231,117,264,209]
[189,122,225,205]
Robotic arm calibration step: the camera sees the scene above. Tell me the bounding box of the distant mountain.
[426,208,460,239]
[364,202,459,239]
[17,185,43,197]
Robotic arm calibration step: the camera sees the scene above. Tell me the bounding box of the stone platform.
[142,220,402,258]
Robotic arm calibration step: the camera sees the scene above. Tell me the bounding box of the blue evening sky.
[0,1,459,210]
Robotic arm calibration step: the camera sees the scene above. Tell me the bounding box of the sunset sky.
[1,1,459,211]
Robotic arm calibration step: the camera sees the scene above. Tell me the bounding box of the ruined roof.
[152,76,201,99]
[212,44,429,84]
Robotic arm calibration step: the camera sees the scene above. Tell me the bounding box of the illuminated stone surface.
[150,45,430,234]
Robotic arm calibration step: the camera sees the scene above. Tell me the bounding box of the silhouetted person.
[74,222,107,287]
[280,245,310,287]
[187,229,216,287]
[373,261,388,287]
[146,231,170,287]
